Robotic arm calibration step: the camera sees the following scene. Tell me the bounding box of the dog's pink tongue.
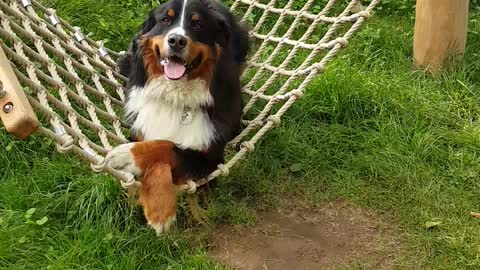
[164,61,186,80]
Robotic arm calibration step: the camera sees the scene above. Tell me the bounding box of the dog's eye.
[192,22,202,31]
[162,17,171,25]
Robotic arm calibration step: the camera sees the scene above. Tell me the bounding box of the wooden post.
[0,46,39,139]
[413,0,470,72]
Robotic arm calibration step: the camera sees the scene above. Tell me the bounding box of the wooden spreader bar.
[0,45,38,139]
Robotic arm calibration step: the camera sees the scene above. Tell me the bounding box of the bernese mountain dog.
[106,0,249,235]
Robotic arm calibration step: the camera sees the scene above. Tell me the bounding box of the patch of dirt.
[209,201,401,270]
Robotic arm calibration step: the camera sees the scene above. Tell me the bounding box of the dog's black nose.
[168,34,187,51]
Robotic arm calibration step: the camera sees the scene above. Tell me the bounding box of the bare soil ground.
[209,201,402,270]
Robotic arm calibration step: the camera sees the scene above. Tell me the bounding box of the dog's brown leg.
[106,140,179,235]
[139,163,177,235]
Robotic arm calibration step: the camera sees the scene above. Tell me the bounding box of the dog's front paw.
[148,215,177,236]
[106,143,143,176]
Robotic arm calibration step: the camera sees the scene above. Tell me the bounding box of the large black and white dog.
[106,0,249,235]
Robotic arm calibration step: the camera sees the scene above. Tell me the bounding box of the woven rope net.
[0,0,379,192]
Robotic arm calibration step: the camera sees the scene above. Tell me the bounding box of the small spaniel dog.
[107,0,249,235]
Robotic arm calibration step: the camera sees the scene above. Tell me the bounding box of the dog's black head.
[137,0,231,82]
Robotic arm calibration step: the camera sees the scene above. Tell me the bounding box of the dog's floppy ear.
[140,9,158,34]
[216,17,232,47]
[118,10,156,79]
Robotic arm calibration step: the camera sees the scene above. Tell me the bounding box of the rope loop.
[217,164,230,177]
[241,141,255,153]
[310,63,325,73]
[335,37,349,47]
[91,155,106,172]
[291,90,304,99]
[56,134,74,153]
[268,115,282,127]
[358,11,371,19]
[120,173,138,189]
[181,180,197,194]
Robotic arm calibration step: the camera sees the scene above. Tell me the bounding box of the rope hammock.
[0,0,379,192]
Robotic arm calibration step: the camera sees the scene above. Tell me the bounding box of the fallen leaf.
[25,208,36,219]
[18,236,27,244]
[425,221,442,229]
[103,233,113,241]
[36,216,48,225]
[289,163,304,172]
[5,141,15,152]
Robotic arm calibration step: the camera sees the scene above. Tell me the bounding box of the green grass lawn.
[1,0,480,269]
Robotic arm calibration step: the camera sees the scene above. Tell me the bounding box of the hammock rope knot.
[56,134,74,153]
[306,63,325,74]
[241,141,256,153]
[335,37,349,48]
[90,156,106,173]
[358,10,371,19]
[181,180,198,194]
[120,173,138,189]
[217,164,230,177]
[292,90,305,99]
[267,115,282,127]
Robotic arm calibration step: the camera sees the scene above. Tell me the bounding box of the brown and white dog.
[106,0,249,235]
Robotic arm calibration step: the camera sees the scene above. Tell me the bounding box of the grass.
[1,0,480,269]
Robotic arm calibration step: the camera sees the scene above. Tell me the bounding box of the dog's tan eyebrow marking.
[167,9,175,17]
[191,14,199,21]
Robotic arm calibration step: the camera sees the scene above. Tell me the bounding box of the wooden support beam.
[413,0,470,72]
[0,46,39,139]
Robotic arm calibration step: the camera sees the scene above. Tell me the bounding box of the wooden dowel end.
[0,46,39,139]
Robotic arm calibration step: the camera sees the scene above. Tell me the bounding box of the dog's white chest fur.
[126,77,215,151]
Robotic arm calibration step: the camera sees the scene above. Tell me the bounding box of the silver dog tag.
[181,107,193,125]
